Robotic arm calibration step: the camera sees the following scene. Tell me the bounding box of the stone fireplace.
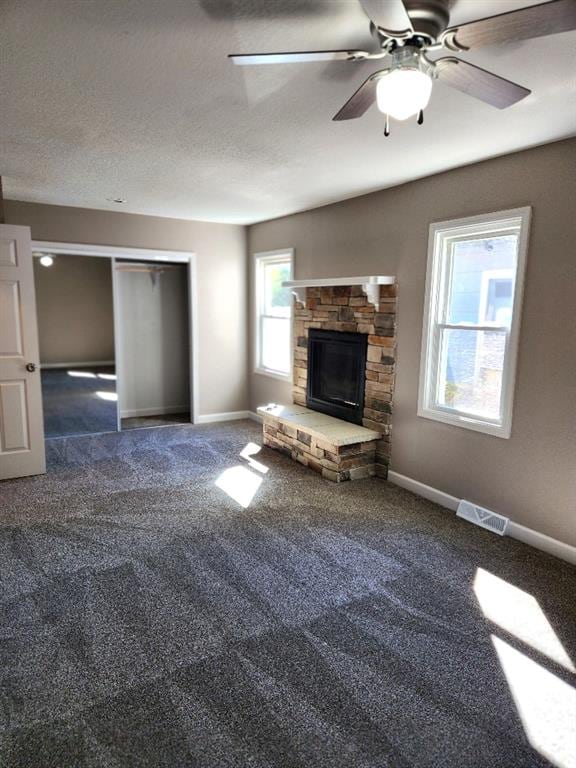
[259,278,397,481]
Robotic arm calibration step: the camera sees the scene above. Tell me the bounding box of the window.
[255,249,293,379]
[418,208,531,438]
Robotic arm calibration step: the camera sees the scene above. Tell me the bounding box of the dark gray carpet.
[122,413,191,431]
[1,421,574,767]
[41,366,117,438]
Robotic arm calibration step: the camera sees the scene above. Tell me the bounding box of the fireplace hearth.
[307,329,367,425]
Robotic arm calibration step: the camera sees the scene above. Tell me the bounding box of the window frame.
[418,207,531,439]
[254,248,294,381]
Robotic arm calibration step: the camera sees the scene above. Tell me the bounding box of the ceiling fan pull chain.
[417,109,424,125]
[384,115,390,137]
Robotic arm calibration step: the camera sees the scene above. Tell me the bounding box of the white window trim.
[254,248,294,381]
[418,207,531,439]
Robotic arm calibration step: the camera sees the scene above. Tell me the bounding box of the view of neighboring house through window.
[419,208,531,438]
[255,250,293,379]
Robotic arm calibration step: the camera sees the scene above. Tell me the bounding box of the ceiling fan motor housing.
[403,0,451,41]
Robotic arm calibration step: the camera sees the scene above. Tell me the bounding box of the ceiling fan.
[228,0,576,134]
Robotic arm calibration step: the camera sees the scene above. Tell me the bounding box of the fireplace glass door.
[307,329,367,424]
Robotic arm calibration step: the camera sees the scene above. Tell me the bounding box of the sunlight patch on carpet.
[475,568,574,671]
[240,442,269,474]
[67,370,96,378]
[96,391,118,402]
[493,636,576,768]
[215,465,263,508]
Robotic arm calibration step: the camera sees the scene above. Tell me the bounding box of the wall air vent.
[456,500,509,536]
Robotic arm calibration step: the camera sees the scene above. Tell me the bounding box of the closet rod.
[115,262,183,273]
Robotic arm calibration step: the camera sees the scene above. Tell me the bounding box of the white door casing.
[32,241,199,424]
[0,224,46,480]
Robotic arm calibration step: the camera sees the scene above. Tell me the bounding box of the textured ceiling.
[1,0,575,224]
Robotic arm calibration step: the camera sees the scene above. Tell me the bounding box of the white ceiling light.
[376,48,433,122]
[39,254,54,267]
[377,68,433,121]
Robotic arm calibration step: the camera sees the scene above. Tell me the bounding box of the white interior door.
[0,224,46,480]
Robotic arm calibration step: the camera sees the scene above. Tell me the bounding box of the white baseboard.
[506,521,576,566]
[387,471,460,512]
[121,405,189,418]
[195,410,252,424]
[387,471,576,566]
[41,360,115,370]
[249,411,263,423]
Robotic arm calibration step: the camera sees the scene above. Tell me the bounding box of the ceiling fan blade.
[229,50,370,66]
[435,58,531,109]
[358,0,413,35]
[333,73,381,120]
[443,0,576,51]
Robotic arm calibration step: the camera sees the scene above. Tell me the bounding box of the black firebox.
[307,329,367,425]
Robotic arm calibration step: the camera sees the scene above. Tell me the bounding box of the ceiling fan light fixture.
[232,0,574,126]
[376,66,433,121]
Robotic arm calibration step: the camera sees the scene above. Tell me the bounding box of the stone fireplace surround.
[259,281,397,482]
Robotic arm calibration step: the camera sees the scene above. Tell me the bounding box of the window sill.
[254,366,292,383]
[417,406,511,439]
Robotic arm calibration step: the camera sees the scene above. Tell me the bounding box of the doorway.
[34,253,118,438]
[31,242,197,440]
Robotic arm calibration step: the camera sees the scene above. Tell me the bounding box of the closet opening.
[114,260,191,431]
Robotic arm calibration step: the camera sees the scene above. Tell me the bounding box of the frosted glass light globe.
[376,68,433,121]
[39,255,54,267]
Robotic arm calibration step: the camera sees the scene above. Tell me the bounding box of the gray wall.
[248,139,576,547]
[33,254,114,365]
[117,265,189,418]
[6,201,248,418]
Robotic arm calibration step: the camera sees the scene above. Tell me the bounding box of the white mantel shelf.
[282,275,396,312]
